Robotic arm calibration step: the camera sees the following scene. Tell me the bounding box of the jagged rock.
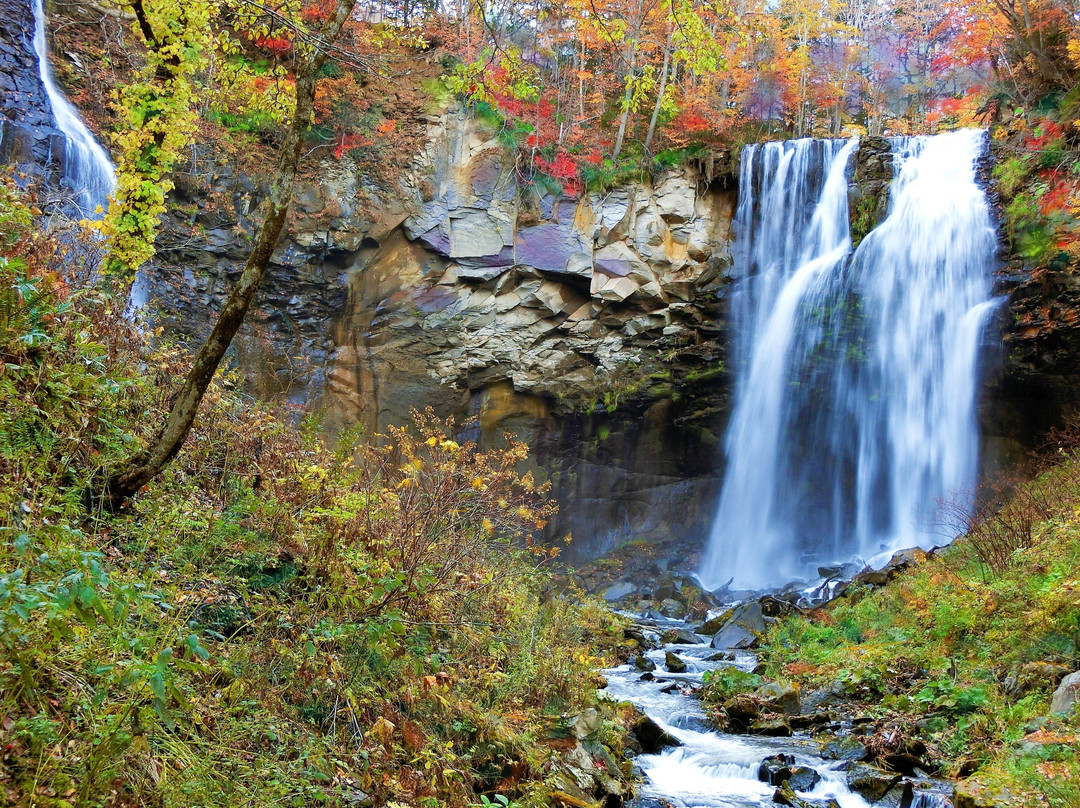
[569,708,600,740]
[711,602,766,649]
[1050,671,1080,715]
[756,682,801,715]
[632,715,682,754]
[665,651,687,673]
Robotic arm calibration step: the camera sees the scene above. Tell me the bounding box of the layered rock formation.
[136,108,738,561]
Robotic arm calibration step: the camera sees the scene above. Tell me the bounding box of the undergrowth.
[754,450,1080,806]
[0,180,627,807]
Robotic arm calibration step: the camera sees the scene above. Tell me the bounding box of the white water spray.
[31,0,116,217]
[699,130,998,590]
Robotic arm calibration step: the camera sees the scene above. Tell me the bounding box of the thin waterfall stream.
[31,0,116,217]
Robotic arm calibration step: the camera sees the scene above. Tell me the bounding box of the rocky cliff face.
[0,0,61,186]
[135,108,738,561]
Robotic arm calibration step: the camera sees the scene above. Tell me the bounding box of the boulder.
[721,694,761,730]
[632,715,681,754]
[1050,671,1080,715]
[661,628,705,645]
[756,682,801,715]
[846,765,908,807]
[710,601,766,650]
[602,582,637,602]
[665,651,687,673]
[658,598,688,619]
[758,754,795,786]
[758,755,820,791]
[632,655,656,672]
[819,736,869,762]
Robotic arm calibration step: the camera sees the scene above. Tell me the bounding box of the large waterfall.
[31,0,116,216]
[699,130,998,590]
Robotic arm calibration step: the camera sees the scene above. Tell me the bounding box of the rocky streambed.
[603,609,953,808]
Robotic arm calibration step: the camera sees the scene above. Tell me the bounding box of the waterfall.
[699,130,998,590]
[31,0,116,217]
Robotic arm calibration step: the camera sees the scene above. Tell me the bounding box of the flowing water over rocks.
[602,615,952,808]
[700,131,999,590]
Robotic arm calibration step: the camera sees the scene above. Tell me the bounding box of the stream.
[601,615,951,808]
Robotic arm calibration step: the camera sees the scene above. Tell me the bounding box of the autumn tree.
[102,0,360,508]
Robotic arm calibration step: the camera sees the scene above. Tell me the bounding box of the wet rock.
[707,650,736,662]
[632,654,656,672]
[623,626,651,648]
[750,717,793,737]
[847,765,908,806]
[1050,670,1080,715]
[773,783,839,808]
[721,694,761,730]
[661,628,705,645]
[665,651,687,673]
[758,755,821,791]
[758,754,796,785]
[819,736,869,762]
[632,715,682,754]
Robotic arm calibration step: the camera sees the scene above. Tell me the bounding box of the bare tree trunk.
[103,0,358,509]
[643,37,671,155]
[612,42,637,162]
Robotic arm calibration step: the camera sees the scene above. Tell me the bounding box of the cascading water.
[31,0,116,217]
[699,130,998,590]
